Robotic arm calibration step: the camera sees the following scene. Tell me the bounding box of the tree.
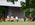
[7,0,18,4]
[29,0,35,17]
[26,0,30,7]
[20,1,26,16]
[29,0,35,8]
[20,0,30,17]
[31,8,35,17]
[0,6,8,18]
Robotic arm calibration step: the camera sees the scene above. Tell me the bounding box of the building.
[0,0,25,17]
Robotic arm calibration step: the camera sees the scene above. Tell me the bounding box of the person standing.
[24,16,26,22]
[23,16,26,22]
[15,16,19,22]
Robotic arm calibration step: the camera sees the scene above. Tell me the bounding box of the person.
[23,16,26,22]
[0,17,1,22]
[28,16,32,21]
[15,16,19,22]
[32,16,35,21]
[1,16,5,22]
[5,16,10,22]
[10,16,15,22]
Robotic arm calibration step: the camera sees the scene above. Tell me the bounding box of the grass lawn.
[0,21,35,25]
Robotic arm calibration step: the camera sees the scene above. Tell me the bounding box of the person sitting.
[10,16,15,22]
[1,16,5,22]
[5,16,10,22]
[28,16,32,21]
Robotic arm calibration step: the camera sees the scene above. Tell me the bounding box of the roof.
[0,0,25,7]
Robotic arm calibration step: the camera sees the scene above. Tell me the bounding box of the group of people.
[0,16,35,22]
[0,16,19,22]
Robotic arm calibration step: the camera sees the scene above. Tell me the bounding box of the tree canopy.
[21,0,35,17]
[7,0,18,4]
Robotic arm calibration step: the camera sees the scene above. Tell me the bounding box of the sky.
[0,0,25,7]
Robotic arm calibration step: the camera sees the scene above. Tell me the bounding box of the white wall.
[0,0,25,7]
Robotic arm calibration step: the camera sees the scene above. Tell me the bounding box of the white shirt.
[10,16,14,20]
[15,16,18,19]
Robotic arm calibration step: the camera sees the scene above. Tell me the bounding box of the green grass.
[0,22,35,25]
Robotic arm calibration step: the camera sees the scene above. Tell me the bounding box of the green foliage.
[26,0,30,6]
[0,7,6,17]
[32,0,35,4]
[0,7,5,11]
[7,0,18,4]
[31,9,35,16]
[25,9,30,17]
[29,0,35,8]
[20,1,26,11]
